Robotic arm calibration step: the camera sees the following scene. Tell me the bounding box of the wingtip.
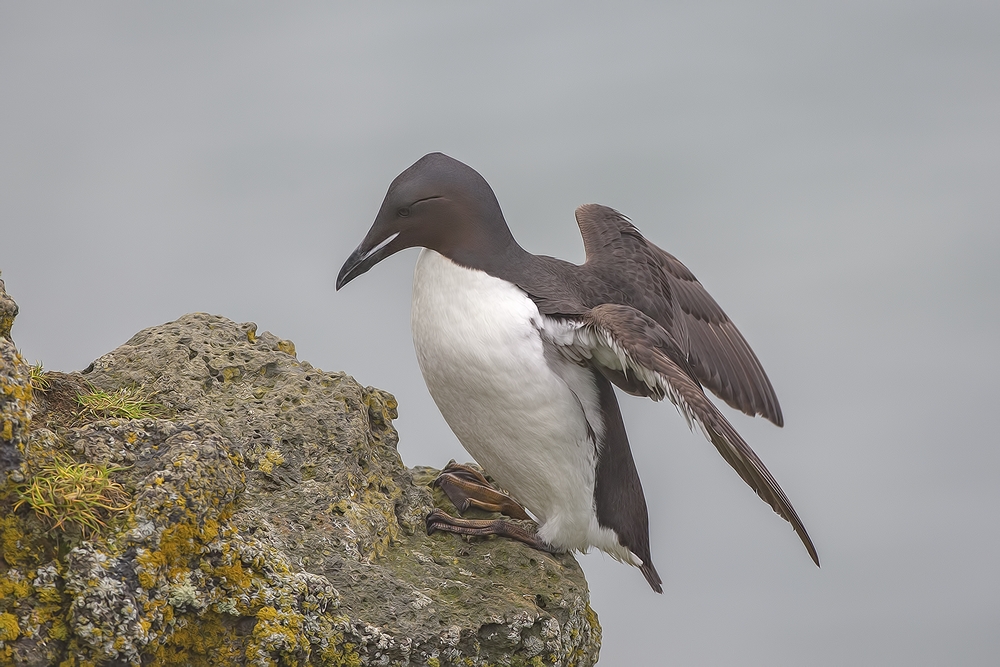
[791,515,820,567]
[807,541,821,568]
[641,562,663,594]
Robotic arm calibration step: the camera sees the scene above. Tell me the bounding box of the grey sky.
[2,3,998,664]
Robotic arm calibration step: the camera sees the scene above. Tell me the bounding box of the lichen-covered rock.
[0,343,30,485]
[0,312,601,666]
[0,273,17,342]
[0,275,28,483]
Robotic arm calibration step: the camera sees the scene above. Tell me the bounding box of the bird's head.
[336,152,513,289]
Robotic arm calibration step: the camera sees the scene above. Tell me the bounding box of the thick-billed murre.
[337,152,818,592]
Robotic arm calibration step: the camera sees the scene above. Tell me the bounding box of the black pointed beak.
[336,230,402,290]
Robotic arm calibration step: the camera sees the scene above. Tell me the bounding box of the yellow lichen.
[0,577,31,600]
[204,551,251,591]
[0,611,20,641]
[0,315,13,340]
[0,353,33,405]
[136,547,168,590]
[0,515,26,567]
[37,585,63,605]
[49,617,69,641]
[258,447,285,474]
[138,610,243,667]
[319,638,363,667]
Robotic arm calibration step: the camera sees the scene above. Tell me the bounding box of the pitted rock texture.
[0,274,28,482]
[0,312,601,666]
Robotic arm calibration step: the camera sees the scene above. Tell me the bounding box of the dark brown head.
[336,153,520,290]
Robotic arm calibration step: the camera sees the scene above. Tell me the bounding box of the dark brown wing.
[574,204,784,426]
[543,303,818,566]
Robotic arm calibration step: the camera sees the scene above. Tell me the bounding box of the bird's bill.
[336,228,402,290]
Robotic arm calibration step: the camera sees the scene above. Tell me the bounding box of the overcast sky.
[2,3,998,665]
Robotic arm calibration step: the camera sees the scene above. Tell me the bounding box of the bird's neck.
[439,218,533,282]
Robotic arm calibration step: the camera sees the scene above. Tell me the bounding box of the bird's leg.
[425,508,558,554]
[433,461,531,521]
[426,462,556,553]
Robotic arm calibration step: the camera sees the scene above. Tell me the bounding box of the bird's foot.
[432,460,531,521]
[424,508,557,554]
[427,461,555,553]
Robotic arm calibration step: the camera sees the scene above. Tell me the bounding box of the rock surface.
[0,279,600,666]
[0,273,17,343]
[0,273,28,482]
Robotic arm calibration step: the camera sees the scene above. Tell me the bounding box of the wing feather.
[574,204,784,426]
[542,303,819,566]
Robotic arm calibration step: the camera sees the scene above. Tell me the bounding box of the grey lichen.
[0,310,601,665]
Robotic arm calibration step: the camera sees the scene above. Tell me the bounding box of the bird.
[337,152,818,593]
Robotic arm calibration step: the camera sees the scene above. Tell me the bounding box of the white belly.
[410,249,603,551]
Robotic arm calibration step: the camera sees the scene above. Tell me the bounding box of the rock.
[0,311,601,666]
[0,274,28,481]
[0,272,17,342]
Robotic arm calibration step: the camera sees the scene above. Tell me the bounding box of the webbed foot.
[433,460,531,520]
[425,508,557,553]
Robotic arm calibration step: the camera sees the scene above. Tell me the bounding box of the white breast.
[411,249,608,552]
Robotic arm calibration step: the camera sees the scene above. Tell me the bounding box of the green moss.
[76,386,166,420]
[29,361,50,391]
[13,455,131,535]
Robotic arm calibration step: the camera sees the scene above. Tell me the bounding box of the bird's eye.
[397,207,410,217]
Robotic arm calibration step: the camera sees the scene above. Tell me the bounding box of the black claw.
[425,508,446,535]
